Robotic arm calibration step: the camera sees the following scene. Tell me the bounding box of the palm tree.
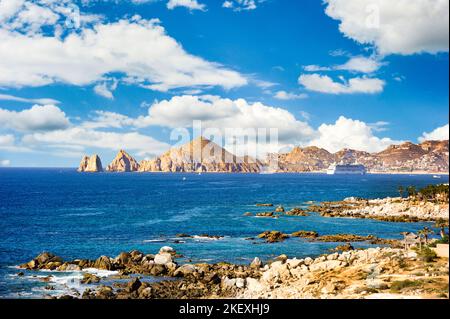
[418,227,434,245]
[435,218,449,239]
[407,186,417,198]
[398,186,405,198]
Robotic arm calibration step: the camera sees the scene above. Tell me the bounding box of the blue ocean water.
[0,169,448,298]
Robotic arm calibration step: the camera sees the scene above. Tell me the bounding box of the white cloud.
[309,116,402,153]
[0,104,70,132]
[299,74,385,94]
[419,124,449,142]
[304,56,382,74]
[93,79,118,99]
[222,0,264,12]
[0,134,15,146]
[0,159,11,166]
[82,110,134,129]
[335,56,382,73]
[167,0,206,11]
[324,0,449,55]
[274,91,308,100]
[134,95,316,146]
[0,17,247,91]
[22,127,170,158]
[0,93,60,105]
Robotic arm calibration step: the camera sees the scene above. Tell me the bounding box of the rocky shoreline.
[307,197,449,222]
[18,244,449,299]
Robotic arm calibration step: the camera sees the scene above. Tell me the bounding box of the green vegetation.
[397,184,449,203]
[415,246,438,262]
[435,218,449,239]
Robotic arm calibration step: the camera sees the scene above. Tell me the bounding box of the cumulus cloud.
[324,0,449,55]
[274,91,308,100]
[0,104,70,132]
[299,74,385,94]
[0,93,60,105]
[308,116,402,153]
[419,124,449,142]
[0,16,247,91]
[133,95,316,146]
[167,0,206,11]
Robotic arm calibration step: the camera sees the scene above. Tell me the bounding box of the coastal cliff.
[138,136,261,173]
[77,155,103,172]
[106,150,140,172]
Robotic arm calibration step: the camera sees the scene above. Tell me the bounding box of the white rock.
[246,278,265,293]
[304,257,313,265]
[154,253,172,265]
[236,278,246,289]
[159,246,175,254]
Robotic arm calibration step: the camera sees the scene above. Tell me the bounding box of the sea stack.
[78,155,103,172]
[106,150,140,172]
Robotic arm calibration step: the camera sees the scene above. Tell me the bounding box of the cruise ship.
[326,163,367,175]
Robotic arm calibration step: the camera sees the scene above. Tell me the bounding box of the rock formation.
[106,150,140,172]
[78,155,103,172]
[139,136,261,173]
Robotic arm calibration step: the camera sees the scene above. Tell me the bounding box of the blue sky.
[0,0,448,167]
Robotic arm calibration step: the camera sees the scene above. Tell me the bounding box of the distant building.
[326,163,367,175]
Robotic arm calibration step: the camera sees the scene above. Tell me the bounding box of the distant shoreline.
[0,167,449,176]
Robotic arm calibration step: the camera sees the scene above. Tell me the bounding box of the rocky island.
[77,155,103,172]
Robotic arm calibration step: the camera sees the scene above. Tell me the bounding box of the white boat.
[327,163,367,175]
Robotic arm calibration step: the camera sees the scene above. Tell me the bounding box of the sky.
[0,0,449,167]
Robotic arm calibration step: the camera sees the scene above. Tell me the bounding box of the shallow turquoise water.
[0,169,448,297]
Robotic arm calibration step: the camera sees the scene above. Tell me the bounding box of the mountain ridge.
[77,139,449,174]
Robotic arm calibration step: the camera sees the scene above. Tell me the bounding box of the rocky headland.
[308,197,449,222]
[18,245,449,299]
[77,154,103,172]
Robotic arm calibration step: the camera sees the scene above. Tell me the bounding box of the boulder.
[94,256,113,270]
[126,278,142,293]
[250,257,262,269]
[309,260,342,272]
[173,264,197,277]
[115,252,131,265]
[81,273,101,284]
[159,246,175,254]
[154,253,172,265]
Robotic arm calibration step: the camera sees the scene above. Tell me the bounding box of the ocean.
[0,168,448,298]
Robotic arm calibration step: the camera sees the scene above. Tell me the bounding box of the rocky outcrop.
[310,197,449,221]
[106,150,139,172]
[78,155,103,172]
[22,246,448,299]
[139,136,261,173]
[274,140,449,173]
